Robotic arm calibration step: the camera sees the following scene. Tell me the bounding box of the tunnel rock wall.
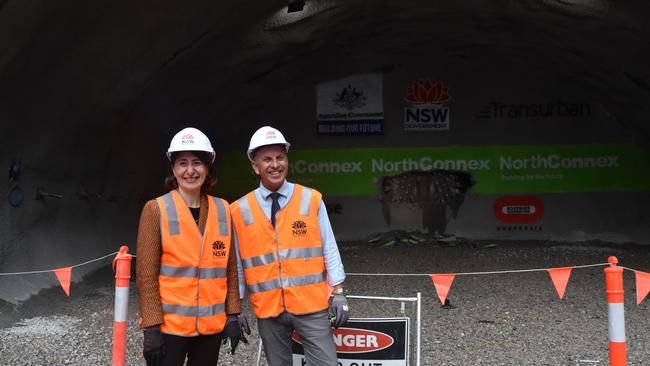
[2,0,650,303]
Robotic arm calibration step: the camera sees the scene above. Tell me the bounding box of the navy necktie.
[269,192,281,227]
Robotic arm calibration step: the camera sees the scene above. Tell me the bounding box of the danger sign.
[292,318,409,365]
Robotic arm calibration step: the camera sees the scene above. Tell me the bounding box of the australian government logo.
[291,220,307,236]
[316,73,384,136]
[333,85,367,111]
[404,79,451,131]
[212,241,226,257]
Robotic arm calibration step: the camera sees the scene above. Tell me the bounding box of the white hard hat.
[167,127,215,163]
[247,126,291,161]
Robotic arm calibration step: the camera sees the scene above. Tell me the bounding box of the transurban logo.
[212,241,226,257]
[292,220,307,236]
[475,100,591,119]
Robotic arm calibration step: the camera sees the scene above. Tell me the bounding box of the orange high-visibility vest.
[231,184,329,319]
[156,190,231,336]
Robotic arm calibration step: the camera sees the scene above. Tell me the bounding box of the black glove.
[222,314,251,354]
[143,325,166,366]
[330,293,350,328]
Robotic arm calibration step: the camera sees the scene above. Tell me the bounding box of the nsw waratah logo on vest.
[291,220,307,236]
[212,241,226,257]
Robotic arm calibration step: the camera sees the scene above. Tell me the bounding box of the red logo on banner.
[493,195,544,223]
[292,328,394,353]
[404,80,450,105]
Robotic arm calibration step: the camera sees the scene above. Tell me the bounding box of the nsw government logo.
[181,134,194,145]
[212,241,226,257]
[404,79,451,131]
[291,220,307,237]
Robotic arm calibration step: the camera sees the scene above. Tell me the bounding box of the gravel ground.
[1,239,648,365]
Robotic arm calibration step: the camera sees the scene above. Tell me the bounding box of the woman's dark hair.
[164,151,218,193]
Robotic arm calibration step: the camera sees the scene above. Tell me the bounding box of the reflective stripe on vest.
[232,184,329,318]
[157,191,230,336]
[162,303,226,318]
[247,271,327,293]
[161,193,180,235]
[241,247,324,269]
[159,264,227,279]
[212,196,229,236]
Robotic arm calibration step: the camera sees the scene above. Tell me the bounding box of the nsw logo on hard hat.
[292,328,394,354]
[181,134,194,145]
[265,130,277,140]
[291,220,307,236]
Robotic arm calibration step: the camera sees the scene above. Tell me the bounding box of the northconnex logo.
[292,220,307,236]
[212,241,226,257]
[333,85,366,111]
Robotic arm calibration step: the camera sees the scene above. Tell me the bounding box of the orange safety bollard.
[112,246,132,366]
[604,256,627,366]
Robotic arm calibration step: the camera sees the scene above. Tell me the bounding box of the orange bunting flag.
[636,271,650,305]
[547,267,573,299]
[430,274,456,305]
[54,267,72,296]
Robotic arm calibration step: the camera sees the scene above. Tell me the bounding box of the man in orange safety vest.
[231,125,349,366]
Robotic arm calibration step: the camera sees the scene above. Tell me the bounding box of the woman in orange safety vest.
[136,127,250,366]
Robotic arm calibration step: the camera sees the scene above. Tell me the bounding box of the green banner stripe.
[216,144,650,197]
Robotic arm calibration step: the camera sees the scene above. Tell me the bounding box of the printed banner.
[217,144,650,198]
[316,73,384,135]
[292,318,409,366]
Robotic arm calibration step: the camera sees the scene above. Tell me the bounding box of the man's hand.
[143,325,166,366]
[330,292,350,328]
[222,314,251,354]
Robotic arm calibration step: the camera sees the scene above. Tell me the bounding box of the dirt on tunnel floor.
[1,238,648,365]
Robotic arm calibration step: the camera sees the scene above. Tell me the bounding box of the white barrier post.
[416,292,421,366]
[112,246,132,366]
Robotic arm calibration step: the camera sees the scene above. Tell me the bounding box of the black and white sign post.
[254,293,422,366]
[292,318,409,366]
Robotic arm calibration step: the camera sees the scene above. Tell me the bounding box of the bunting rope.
[0,251,122,276]
[347,262,611,277]
[2,258,641,277]
[0,250,646,304]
